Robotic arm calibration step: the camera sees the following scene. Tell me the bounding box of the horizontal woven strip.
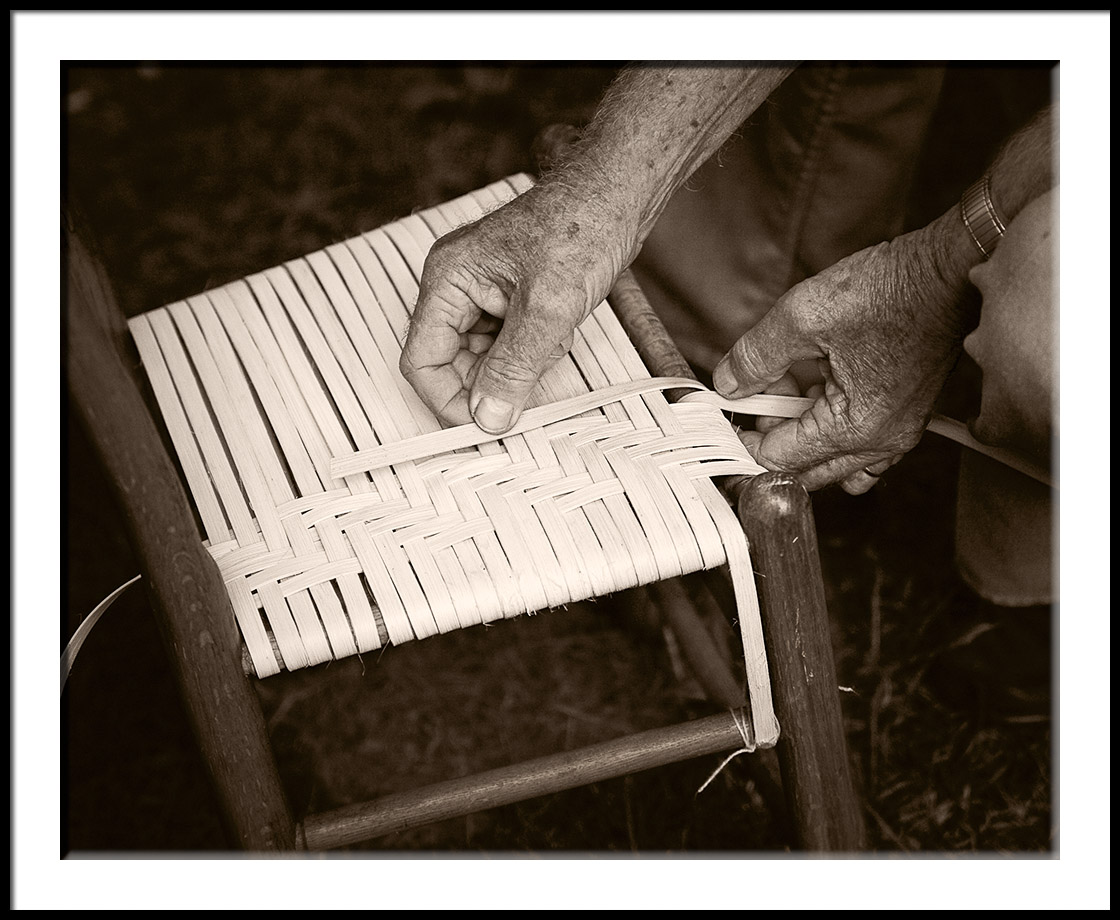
[128,174,778,744]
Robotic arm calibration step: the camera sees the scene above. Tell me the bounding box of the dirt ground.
[63,62,1057,863]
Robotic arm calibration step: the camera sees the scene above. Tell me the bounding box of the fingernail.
[712,360,742,398]
[473,396,514,433]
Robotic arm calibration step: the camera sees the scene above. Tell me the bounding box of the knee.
[962,189,1057,460]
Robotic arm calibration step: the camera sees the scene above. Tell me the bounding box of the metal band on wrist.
[960,174,1007,260]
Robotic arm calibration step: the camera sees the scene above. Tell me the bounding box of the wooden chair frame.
[66,204,866,852]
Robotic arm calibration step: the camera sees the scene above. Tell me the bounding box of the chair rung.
[299,711,765,849]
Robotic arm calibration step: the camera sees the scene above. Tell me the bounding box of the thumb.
[468,301,576,434]
[712,309,820,399]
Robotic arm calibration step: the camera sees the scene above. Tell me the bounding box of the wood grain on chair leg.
[738,472,867,851]
[65,217,297,850]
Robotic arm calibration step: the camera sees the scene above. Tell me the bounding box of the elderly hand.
[399,65,800,434]
[713,213,978,494]
[400,184,632,433]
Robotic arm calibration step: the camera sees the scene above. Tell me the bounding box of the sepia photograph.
[17,10,1110,912]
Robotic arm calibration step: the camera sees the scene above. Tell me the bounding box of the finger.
[399,339,473,425]
[838,457,895,496]
[748,393,851,475]
[739,423,874,484]
[400,303,479,425]
[712,308,822,399]
[451,348,482,385]
[404,275,489,372]
[798,452,901,492]
[468,314,502,335]
[738,426,895,494]
[468,296,578,434]
[554,329,575,358]
[755,372,802,434]
[737,428,764,456]
[760,384,825,438]
[402,259,510,423]
[789,358,826,394]
[461,331,494,355]
[745,383,896,488]
[840,473,878,496]
[463,352,483,392]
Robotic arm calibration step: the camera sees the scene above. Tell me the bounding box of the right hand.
[713,216,975,492]
[400,185,632,433]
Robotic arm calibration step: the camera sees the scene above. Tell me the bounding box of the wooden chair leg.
[738,472,867,851]
[66,215,297,850]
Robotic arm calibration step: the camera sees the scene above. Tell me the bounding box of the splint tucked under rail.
[128,173,778,745]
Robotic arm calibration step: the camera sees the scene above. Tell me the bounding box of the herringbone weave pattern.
[128,174,777,743]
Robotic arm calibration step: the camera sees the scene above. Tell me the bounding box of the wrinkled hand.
[713,222,973,494]
[400,185,630,433]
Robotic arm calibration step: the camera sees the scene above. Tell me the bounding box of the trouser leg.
[630,63,946,374]
[956,189,1058,607]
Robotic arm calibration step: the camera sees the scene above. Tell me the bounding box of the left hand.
[713,217,975,493]
[400,182,631,432]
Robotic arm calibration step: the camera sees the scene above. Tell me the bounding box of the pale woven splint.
[128,174,778,745]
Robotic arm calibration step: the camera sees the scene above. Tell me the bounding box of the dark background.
[63,62,1056,858]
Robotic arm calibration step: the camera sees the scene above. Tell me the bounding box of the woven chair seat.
[128,173,778,745]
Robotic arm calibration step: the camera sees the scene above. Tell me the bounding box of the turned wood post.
[738,472,866,851]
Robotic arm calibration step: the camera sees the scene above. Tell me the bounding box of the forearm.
[712,102,1056,489]
[925,103,1058,318]
[989,103,1056,223]
[544,63,797,261]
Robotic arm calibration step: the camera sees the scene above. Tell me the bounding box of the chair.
[65,170,866,852]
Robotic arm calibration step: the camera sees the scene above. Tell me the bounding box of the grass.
[63,63,1054,858]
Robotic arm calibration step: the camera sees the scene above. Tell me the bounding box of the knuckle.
[803,403,850,453]
[773,285,818,335]
[521,277,590,326]
[798,409,826,444]
[418,238,463,285]
[441,263,487,302]
[480,352,541,390]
